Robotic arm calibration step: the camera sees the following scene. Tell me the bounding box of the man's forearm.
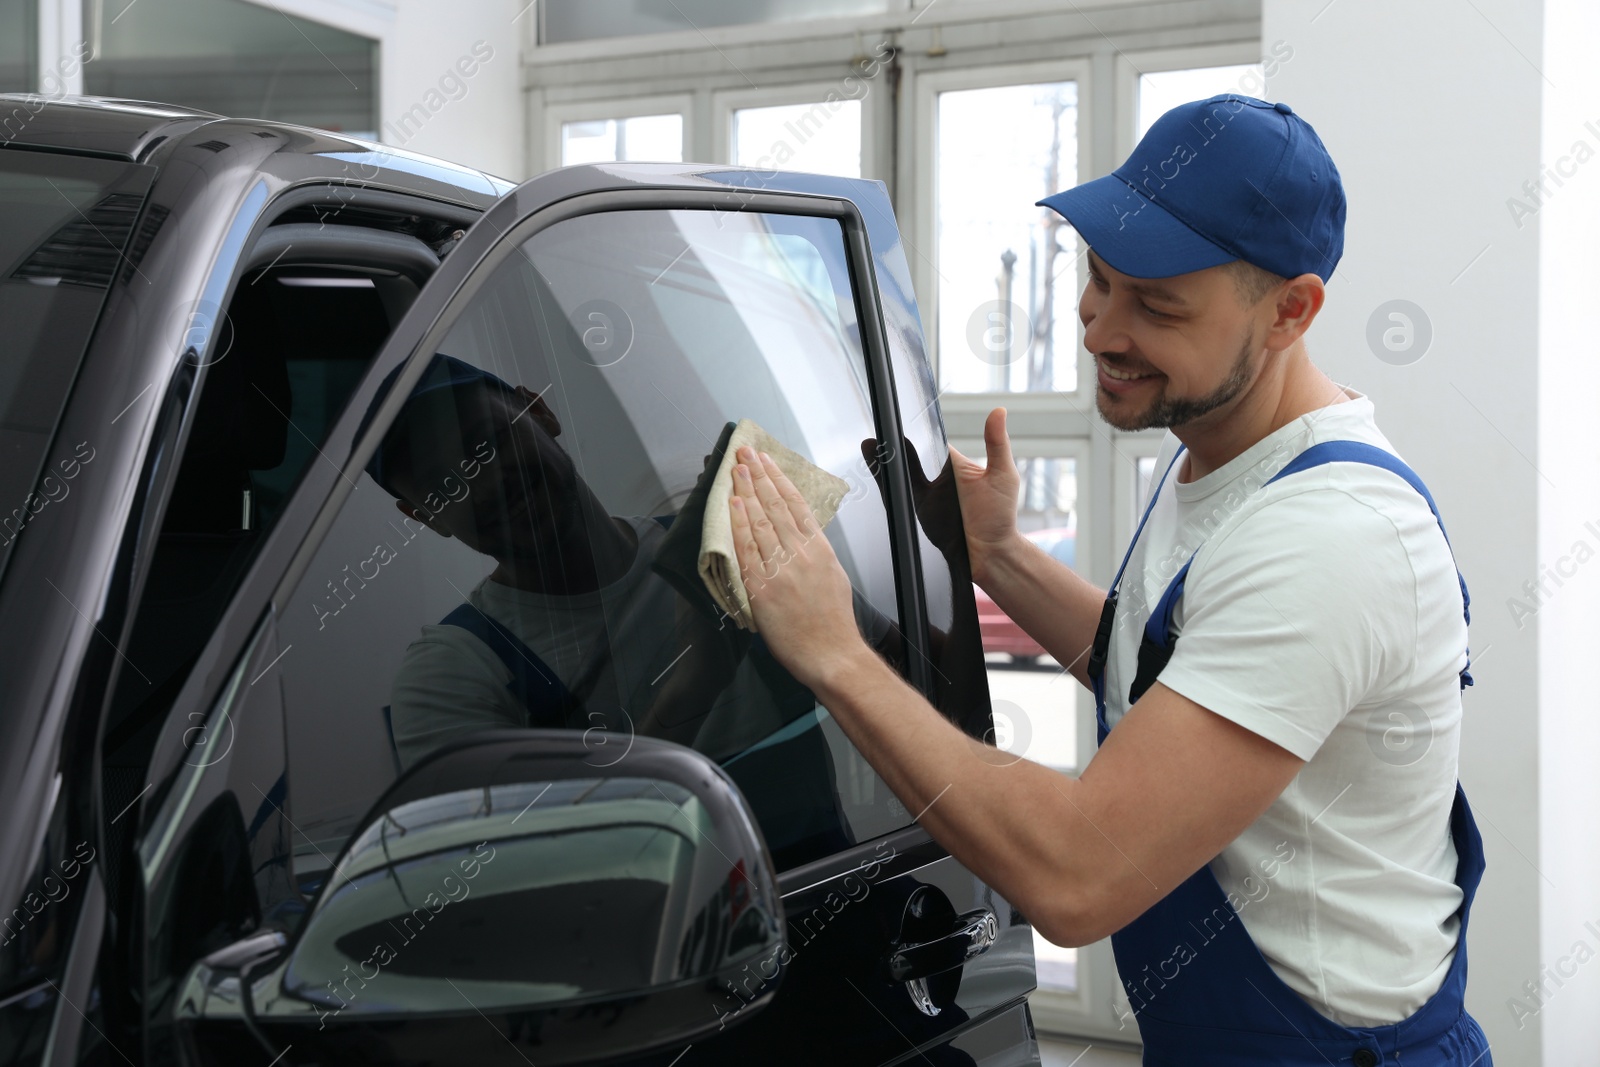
[811,644,1104,946]
[976,534,1106,688]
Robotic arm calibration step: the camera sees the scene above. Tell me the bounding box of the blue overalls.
[1085,440,1491,1066]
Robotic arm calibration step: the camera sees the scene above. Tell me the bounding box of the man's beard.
[1095,329,1256,432]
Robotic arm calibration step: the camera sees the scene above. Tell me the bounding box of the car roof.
[0,94,514,202]
[1,95,223,160]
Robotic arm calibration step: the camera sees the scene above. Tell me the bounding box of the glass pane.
[937,82,1079,394]
[1017,456,1076,536]
[0,0,36,92]
[562,114,683,165]
[104,264,394,826]
[543,0,889,43]
[987,454,1078,990]
[1137,64,1267,139]
[279,207,916,897]
[82,0,377,137]
[0,151,152,584]
[732,100,862,178]
[982,456,1075,752]
[1034,931,1078,992]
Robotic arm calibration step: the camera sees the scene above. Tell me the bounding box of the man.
[726,95,1490,1065]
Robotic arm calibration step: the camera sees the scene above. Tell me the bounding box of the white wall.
[379,0,526,180]
[1265,0,1600,1062]
[35,0,84,94]
[1534,0,1600,1060]
[261,0,528,181]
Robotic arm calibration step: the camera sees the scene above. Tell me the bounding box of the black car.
[0,95,1040,1066]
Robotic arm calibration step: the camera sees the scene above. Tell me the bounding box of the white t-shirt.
[1101,388,1470,1027]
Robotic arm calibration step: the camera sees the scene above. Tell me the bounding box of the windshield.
[0,150,154,576]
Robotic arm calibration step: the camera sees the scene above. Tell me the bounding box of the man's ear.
[395,497,451,538]
[1264,273,1326,352]
[513,384,561,438]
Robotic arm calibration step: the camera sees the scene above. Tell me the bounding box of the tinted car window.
[0,151,152,580]
[276,207,919,897]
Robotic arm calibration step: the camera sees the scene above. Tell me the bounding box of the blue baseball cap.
[1038,94,1345,282]
[357,353,518,498]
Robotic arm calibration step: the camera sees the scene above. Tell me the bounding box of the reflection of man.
[364,355,688,769]
[363,354,893,774]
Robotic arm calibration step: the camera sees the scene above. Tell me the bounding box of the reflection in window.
[562,114,683,164]
[1137,64,1266,139]
[82,0,377,136]
[936,81,1078,394]
[732,100,862,178]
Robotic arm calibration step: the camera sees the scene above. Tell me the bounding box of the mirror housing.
[180,731,786,1065]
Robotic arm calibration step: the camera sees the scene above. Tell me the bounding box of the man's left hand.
[728,445,869,688]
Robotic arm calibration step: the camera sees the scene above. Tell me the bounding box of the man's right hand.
[947,407,1022,588]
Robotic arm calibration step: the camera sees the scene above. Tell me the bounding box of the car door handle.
[884,907,999,983]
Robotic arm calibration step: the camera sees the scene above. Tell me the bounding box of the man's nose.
[1081,294,1133,356]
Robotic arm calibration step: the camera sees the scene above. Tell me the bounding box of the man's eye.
[1142,303,1174,320]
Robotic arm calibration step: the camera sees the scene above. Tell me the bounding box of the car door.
[134,164,1039,1066]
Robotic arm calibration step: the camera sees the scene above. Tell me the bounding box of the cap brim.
[1038,174,1237,280]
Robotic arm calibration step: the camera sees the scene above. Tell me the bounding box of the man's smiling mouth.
[1097,357,1160,382]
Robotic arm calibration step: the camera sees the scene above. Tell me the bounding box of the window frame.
[541,93,695,170]
[536,0,908,46]
[1113,434,1168,560]
[710,80,877,180]
[908,56,1094,412]
[100,183,482,734]
[1113,41,1268,162]
[951,434,1090,769]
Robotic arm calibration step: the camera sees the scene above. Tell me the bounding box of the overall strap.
[1113,446,1188,596]
[1140,440,1473,689]
[437,516,672,724]
[1269,441,1471,685]
[440,603,574,726]
[1087,445,1188,693]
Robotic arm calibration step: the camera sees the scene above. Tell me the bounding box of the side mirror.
[179,731,785,1065]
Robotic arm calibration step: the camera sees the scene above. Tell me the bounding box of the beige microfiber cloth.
[653,418,849,633]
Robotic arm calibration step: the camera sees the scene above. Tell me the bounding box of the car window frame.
[274,189,938,873]
[111,183,486,667]
[140,179,957,908]
[133,183,486,796]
